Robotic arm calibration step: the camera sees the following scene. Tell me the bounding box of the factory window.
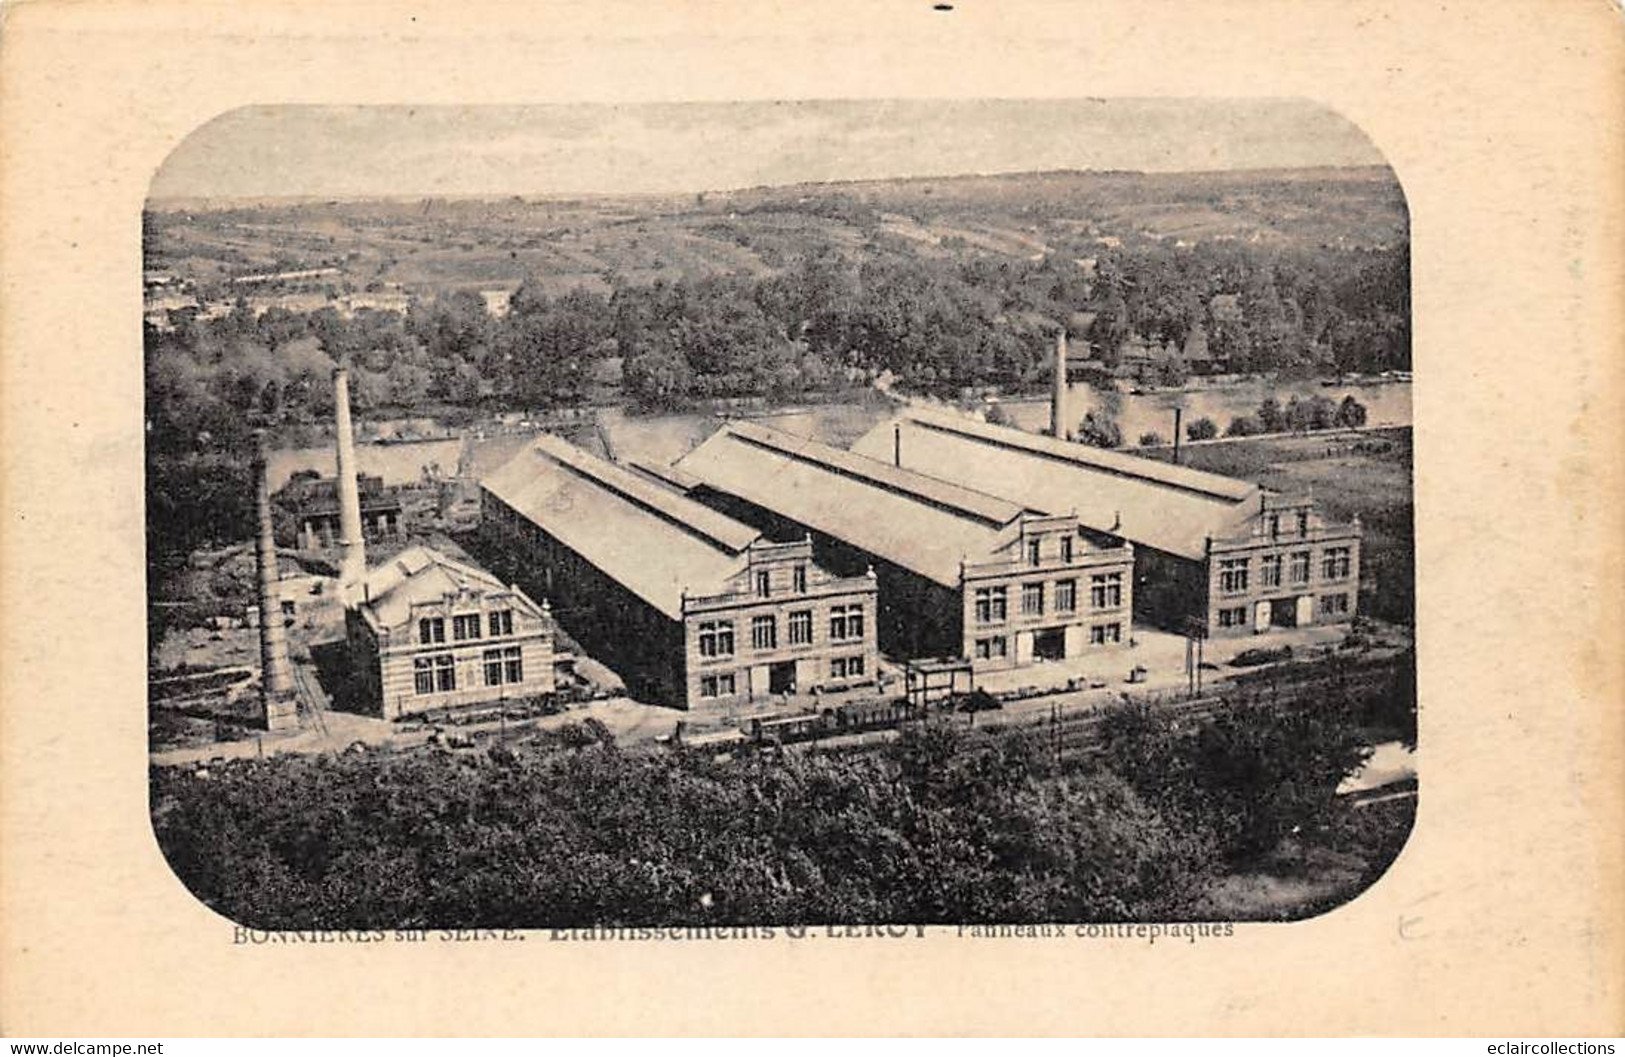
[1027,537,1043,567]
[1218,558,1250,595]
[829,604,864,642]
[1290,551,1311,584]
[1090,572,1123,609]
[700,672,737,699]
[755,569,771,598]
[1021,582,1045,616]
[483,649,504,687]
[1054,579,1077,613]
[1260,554,1283,588]
[1319,593,1351,617]
[788,610,813,646]
[1268,514,1281,539]
[751,615,778,651]
[698,620,735,658]
[1322,547,1352,581]
[453,613,482,642]
[1217,606,1248,629]
[1297,510,1310,536]
[489,609,514,636]
[1060,535,1074,563]
[973,586,1008,625]
[418,617,445,645]
[974,636,1008,660]
[502,645,523,684]
[793,565,808,594]
[1090,622,1122,646]
[831,655,865,680]
[415,653,456,694]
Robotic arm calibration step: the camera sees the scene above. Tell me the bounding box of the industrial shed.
[673,421,1136,671]
[480,434,878,710]
[851,407,1362,637]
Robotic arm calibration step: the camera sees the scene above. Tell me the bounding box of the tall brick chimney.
[332,367,366,604]
[1051,328,1071,441]
[254,431,299,731]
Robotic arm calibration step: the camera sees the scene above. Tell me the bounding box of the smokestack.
[332,367,366,604]
[1173,407,1184,465]
[1051,328,1070,441]
[254,432,299,731]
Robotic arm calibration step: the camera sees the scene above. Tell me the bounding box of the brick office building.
[480,434,878,710]
[852,407,1361,638]
[344,545,555,719]
[673,421,1136,671]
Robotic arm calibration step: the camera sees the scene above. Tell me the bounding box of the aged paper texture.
[1,0,1621,1037]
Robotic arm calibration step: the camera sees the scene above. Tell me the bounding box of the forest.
[150,666,1416,930]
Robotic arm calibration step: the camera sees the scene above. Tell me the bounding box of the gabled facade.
[673,421,1136,673]
[851,407,1362,639]
[345,546,555,719]
[480,434,877,710]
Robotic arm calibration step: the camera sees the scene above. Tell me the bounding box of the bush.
[1185,417,1219,441]
[1138,431,1164,447]
[1225,415,1260,437]
[1076,410,1122,449]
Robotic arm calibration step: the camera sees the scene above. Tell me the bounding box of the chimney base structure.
[254,432,300,732]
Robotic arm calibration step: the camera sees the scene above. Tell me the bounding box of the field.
[144,166,1407,299]
[1145,427,1415,623]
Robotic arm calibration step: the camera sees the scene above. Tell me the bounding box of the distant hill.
[144,166,1408,299]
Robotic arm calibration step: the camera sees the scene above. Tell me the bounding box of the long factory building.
[671,421,1138,670]
[848,405,1363,638]
[480,433,879,710]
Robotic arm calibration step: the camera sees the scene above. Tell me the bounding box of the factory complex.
[238,333,1361,731]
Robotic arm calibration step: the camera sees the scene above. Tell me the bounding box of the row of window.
[411,646,526,695]
[696,655,868,699]
[1216,593,1353,629]
[752,565,810,598]
[418,609,516,645]
[976,573,1122,624]
[1265,510,1313,539]
[697,605,865,659]
[1025,534,1076,567]
[972,623,1122,660]
[1217,547,1352,595]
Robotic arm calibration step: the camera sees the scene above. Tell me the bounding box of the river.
[266,380,1411,486]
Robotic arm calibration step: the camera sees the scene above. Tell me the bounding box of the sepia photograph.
[143,99,1417,933]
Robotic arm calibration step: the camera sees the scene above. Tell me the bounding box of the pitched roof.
[850,407,1263,561]
[356,545,539,631]
[482,434,761,620]
[674,420,1029,588]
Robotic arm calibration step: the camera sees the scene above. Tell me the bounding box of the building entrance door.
[768,661,797,695]
[1269,597,1299,629]
[1033,627,1067,661]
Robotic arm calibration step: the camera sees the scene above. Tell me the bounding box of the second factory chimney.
[254,431,299,731]
[332,366,366,605]
[1050,328,1071,441]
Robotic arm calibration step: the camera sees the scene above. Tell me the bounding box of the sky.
[149,99,1388,201]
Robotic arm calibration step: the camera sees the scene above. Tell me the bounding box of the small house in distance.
[275,470,406,551]
[344,545,555,719]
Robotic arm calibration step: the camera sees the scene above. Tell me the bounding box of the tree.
[1225,415,1261,437]
[1336,395,1368,428]
[1075,410,1122,449]
[623,347,694,410]
[1185,417,1218,442]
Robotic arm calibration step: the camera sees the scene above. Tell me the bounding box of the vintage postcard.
[1,0,1620,1038]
